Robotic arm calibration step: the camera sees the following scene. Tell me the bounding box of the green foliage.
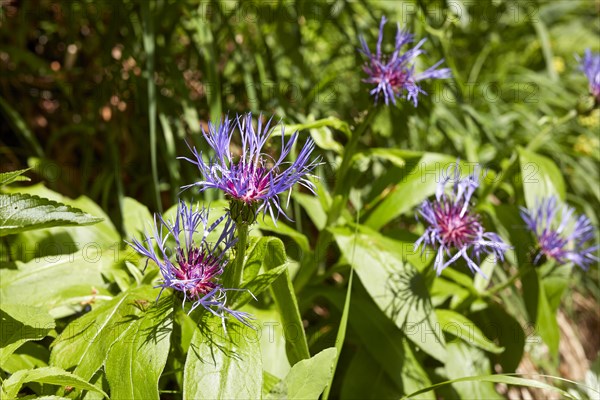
[1,0,598,398]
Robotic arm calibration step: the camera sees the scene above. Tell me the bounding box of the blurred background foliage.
[1,0,599,397]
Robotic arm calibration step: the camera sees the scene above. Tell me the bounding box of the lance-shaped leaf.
[0,193,102,236]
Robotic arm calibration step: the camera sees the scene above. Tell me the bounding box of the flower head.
[182,113,319,224]
[520,196,598,270]
[359,16,451,106]
[578,49,600,101]
[128,201,252,328]
[414,164,510,276]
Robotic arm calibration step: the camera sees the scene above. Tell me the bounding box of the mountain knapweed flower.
[578,49,600,101]
[521,196,598,270]
[182,113,319,224]
[359,16,452,106]
[128,201,252,328]
[414,165,510,276]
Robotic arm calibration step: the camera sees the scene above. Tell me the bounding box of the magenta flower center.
[434,201,480,249]
[225,163,270,203]
[175,248,221,298]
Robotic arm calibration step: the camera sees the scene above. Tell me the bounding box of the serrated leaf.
[104,293,173,400]
[50,285,163,383]
[0,193,102,236]
[183,320,263,400]
[2,366,107,399]
[0,168,31,186]
[267,348,337,400]
[0,304,55,365]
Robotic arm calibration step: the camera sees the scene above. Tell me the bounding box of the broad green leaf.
[309,126,344,154]
[2,366,108,399]
[0,253,112,318]
[0,168,31,186]
[1,342,49,374]
[323,284,434,399]
[183,321,262,400]
[365,153,456,230]
[436,309,504,354]
[0,304,55,365]
[340,348,403,400]
[267,348,337,400]
[470,303,525,373]
[286,117,352,139]
[0,193,102,236]
[233,264,287,308]
[518,147,566,209]
[122,197,153,242]
[261,238,310,365]
[292,192,327,231]
[2,184,121,249]
[537,274,560,358]
[50,285,162,382]
[445,342,503,399]
[243,304,291,380]
[104,293,173,400]
[330,224,446,362]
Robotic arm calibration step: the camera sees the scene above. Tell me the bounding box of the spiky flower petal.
[182,113,320,224]
[359,16,451,106]
[578,49,600,101]
[128,201,252,328]
[414,164,510,276]
[520,196,598,270]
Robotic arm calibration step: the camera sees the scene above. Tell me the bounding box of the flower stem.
[231,223,249,289]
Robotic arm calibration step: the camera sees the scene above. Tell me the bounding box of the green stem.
[484,265,531,297]
[231,223,249,289]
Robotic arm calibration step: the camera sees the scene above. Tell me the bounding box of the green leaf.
[353,148,406,168]
[330,224,447,362]
[2,342,49,375]
[340,347,403,400]
[322,283,434,399]
[365,153,456,230]
[0,253,112,318]
[0,193,102,236]
[0,304,55,365]
[2,366,108,399]
[104,292,172,400]
[183,320,263,400]
[50,285,163,383]
[0,168,31,186]
[257,216,311,254]
[261,238,310,365]
[518,147,566,209]
[445,341,503,399]
[122,197,153,242]
[233,264,287,308]
[436,309,504,354]
[402,373,577,399]
[267,348,337,400]
[292,192,327,231]
[323,230,355,400]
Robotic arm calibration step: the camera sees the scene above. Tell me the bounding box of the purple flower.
[520,197,598,270]
[359,16,452,106]
[128,201,252,328]
[182,113,320,223]
[578,49,600,101]
[414,164,510,276]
